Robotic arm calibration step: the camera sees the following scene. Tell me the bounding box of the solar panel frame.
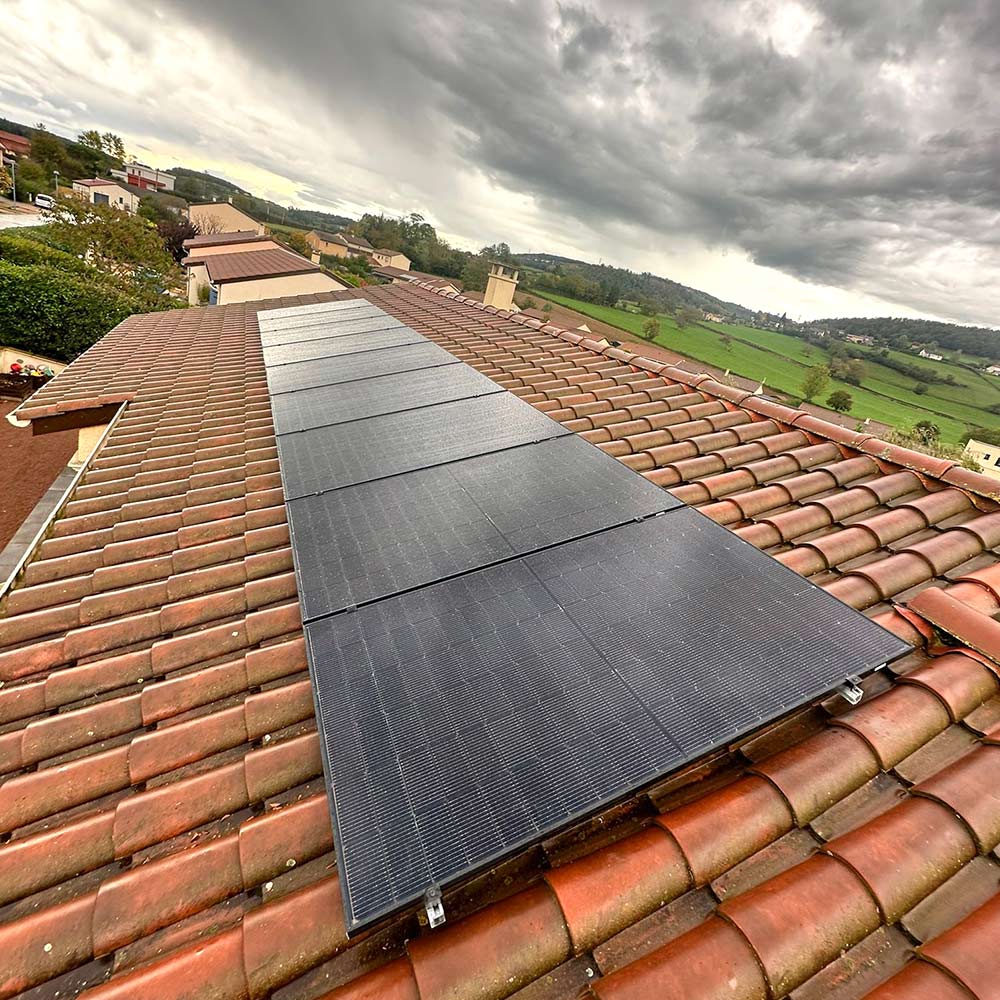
[306,509,910,931]
[286,434,681,621]
[263,327,427,367]
[264,341,460,396]
[271,363,504,435]
[275,391,572,500]
[258,297,912,936]
[259,314,407,348]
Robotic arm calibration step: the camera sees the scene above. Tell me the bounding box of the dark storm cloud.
[137,2,1000,322]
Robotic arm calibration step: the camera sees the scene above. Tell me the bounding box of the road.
[0,212,44,229]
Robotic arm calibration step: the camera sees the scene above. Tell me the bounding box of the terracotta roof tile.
[4,282,1000,998]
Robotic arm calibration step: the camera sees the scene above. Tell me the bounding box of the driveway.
[0,212,44,229]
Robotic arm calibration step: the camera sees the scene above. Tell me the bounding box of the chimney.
[483,261,519,311]
[310,250,321,264]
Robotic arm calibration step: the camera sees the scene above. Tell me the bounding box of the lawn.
[534,291,999,443]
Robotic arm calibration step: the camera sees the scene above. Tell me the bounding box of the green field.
[535,292,1000,443]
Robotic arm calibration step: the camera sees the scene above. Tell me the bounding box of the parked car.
[34,193,55,210]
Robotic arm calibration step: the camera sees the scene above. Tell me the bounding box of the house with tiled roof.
[180,246,347,305]
[187,201,266,236]
[181,232,286,304]
[2,279,1000,999]
[305,230,405,267]
[71,178,140,215]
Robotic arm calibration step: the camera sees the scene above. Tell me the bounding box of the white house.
[71,178,140,214]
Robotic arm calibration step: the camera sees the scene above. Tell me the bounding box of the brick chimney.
[483,261,519,311]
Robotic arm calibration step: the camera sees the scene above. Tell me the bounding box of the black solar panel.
[260,314,407,348]
[271,363,503,435]
[287,435,680,621]
[306,509,909,930]
[260,299,911,937]
[276,391,571,500]
[263,327,426,367]
[265,342,459,396]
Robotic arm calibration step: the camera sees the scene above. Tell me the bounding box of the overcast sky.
[1,1,998,326]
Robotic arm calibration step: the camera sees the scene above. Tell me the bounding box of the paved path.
[0,211,44,229]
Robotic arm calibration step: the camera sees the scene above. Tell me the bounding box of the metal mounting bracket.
[837,674,864,706]
[423,886,446,929]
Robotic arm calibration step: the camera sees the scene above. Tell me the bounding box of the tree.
[913,381,929,395]
[0,165,11,197]
[157,215,199,263]
[800,364,830,402]
[47,196,180,305]
[826,389,853,413]
[719,332,734,352]
[521,297,537,310]
[675,306,702,328]
[830,357,865,386]
[78,129,103,152]
[641,317,659,341]
[280,229,312,258]
[30,128,63,173]
[460,252,492,292]
[541,302,552,313]
[913,420,940,445]
[102,132,126,160]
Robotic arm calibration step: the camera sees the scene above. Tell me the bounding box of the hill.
[514,251,754,320]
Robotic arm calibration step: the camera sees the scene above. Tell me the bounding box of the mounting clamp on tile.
[423,885,446,928]
[837,674,865,705]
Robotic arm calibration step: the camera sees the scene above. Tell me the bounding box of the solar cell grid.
[276,391,570,500]
[261,299,911,935]
[263,326,425,367]
[271,363,503,435]
[264,341,459,396]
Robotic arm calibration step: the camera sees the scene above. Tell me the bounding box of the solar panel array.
[259,299,911,934]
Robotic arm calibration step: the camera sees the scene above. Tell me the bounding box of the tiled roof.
[3,281,1000,999]
[203,248,319,283]
[183,231,267,249]
[72,179,123,188]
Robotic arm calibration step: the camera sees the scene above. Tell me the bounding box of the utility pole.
[8,158,15,203]
[53,169,59,193]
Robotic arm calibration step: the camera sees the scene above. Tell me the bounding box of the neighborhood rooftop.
[201,247,320,283]
[182,231,270,249]
[2,280,1000,999]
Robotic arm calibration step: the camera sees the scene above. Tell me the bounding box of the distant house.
[0,129,31,159]
[371,264,458,294]
[918,349,944,361]
[110,163,175,192]
[182,232,286,304]
[187,201,265,236]
[963,438,1000,481]
[703,312,725,323]
[845,334,875,346]
[71,178,140,214]
[985,365,1000,376]
[371,248,411,270]
[183,246,347,306]
[304,230,407,266]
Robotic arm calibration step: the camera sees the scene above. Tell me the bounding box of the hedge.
[0,259,143,361]
[0,231,92,275]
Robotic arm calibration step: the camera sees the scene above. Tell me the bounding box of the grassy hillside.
[536,292,999,443]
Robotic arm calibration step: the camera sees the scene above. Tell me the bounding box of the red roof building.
[0,130,31,158]
[2,281,1000,998]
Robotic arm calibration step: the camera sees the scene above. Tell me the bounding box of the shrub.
[0,232,90,274]
[0,259,143,360]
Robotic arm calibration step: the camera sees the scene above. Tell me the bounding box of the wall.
[188,203,265,235]
[372,251,410,270]
[306,233,349,258]
[216,271,346,305]
[964,439,1000,481]
[0,348,65,374]
[189,239,281,258]
[186,263,209,305]
[71,183,139,214]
